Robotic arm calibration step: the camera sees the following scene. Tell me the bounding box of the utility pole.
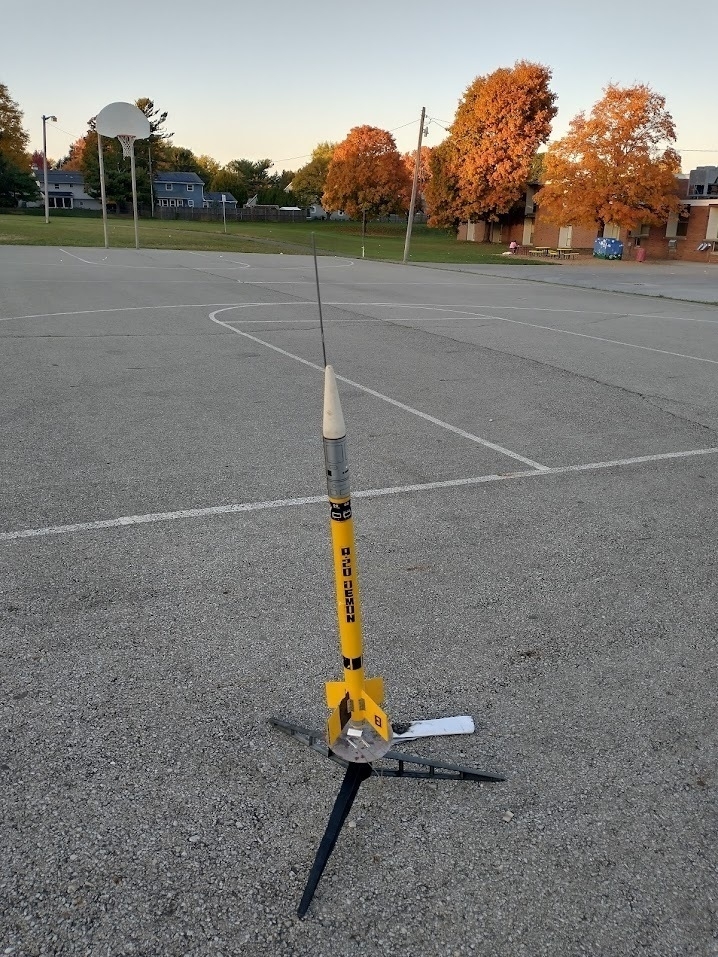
[402,106,426,264]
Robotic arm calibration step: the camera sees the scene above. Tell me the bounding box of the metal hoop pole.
[129,145,139,249]
[97,132,109,249]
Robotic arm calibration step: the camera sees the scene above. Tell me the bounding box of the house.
[458,167,718,263]
[31,168,102,211]
[203,192,237,209]
[306,204,351,221]
[153,172,205,209]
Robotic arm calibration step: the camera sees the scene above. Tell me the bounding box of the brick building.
[457,167,718,263]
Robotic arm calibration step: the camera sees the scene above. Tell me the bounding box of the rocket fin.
[327,692,351,747]
[325,680,347,709]
[326,676,385,708]
[360,691,391,743]
[364,676,384,705]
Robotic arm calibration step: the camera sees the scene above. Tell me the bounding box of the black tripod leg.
[298,762,372,918]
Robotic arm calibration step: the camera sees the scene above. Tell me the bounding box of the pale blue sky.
[4,0,715,173]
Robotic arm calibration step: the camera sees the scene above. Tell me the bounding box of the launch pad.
[271,717,505,918]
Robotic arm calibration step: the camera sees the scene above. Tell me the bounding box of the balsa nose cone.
[323,365,346,440]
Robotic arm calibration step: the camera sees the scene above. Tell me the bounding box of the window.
[707,207,718,241]
[187,184,194,192]
[203,201,209,208]
[165,184,172,191]
[48,196,72,209]
[188,200,194,207]
[667,208,690,238]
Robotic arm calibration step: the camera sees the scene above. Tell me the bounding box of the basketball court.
[2,245,716,955]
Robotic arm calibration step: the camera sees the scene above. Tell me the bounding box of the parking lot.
[1,246,716,956]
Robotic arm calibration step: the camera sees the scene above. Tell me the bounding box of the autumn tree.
[424,139,463,228]
[322,126,412,220]
[427,61,556,229]
[0,83,38,206]
[31,149,53,169]
[57,138,86,171]
[534,84,681,234]
[291,141,336,206]
[402,145,433,214]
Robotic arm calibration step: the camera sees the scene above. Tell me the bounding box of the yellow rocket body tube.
[322,366,391,763]
[328,503,364,702]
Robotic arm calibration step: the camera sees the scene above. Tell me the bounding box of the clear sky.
[4,0,715,174]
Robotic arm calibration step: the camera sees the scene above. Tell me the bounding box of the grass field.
[0,212,541,264]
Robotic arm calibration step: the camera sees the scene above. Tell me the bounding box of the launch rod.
[311,233,327,367]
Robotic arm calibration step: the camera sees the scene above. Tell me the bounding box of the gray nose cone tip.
[323,365,346,439]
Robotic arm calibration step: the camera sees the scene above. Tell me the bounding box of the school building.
[457,167,718,263]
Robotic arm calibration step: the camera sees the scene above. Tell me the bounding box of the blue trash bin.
[593,238,623,260]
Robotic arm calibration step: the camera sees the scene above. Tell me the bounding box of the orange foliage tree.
[424,139,463,228]
[427,61,556,229]
[58,137,86,171]
[534,84,681,234]
[402,145,432,213]
[322,126,412,220]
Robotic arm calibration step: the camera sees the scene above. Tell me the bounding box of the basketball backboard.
[96,102,150,139]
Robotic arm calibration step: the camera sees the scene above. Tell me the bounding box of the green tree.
[167,146,204,177]
[0,83,29,167]
[0,82,38,206]
[196,154,220,184]
[0,153,39,207]
[210,167,248,205]
[228,158,273,195]
[82,97,173,207]
[290,142,336,205]
[209,158,275,206]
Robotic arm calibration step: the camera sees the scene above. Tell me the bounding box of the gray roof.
[205,192,237,203]
[34,170,85,184]
[154,171,204,185]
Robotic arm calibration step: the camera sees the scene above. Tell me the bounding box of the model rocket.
[322,365,393,764]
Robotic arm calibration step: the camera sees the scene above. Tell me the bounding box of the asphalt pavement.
[1,246,716,957]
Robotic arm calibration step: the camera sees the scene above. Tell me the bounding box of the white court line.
[210,306,548,471]
[3,447,716,544]
[0,301,264,323]
[50,251,357,271]
[1,298,711,326]
[392,305,718,366]
[59,248,101,265]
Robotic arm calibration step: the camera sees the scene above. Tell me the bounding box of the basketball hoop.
[116,134,137,158]
[95,102,151,250]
